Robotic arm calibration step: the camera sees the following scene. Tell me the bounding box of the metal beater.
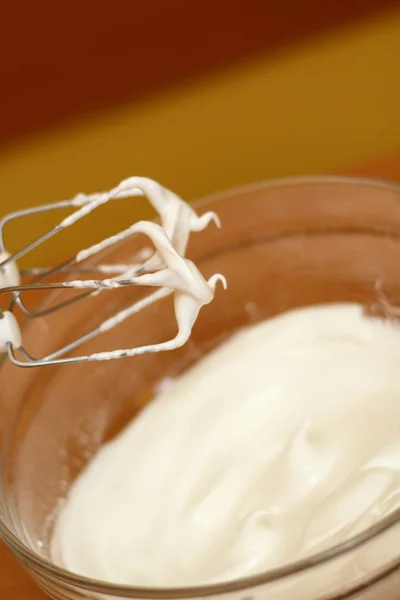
[0,177,226,368]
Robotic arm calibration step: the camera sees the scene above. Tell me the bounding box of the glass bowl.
[1,176,400,600]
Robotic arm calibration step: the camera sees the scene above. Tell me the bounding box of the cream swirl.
[52,303,400,590]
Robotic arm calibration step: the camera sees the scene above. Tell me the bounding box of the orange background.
[1,5,399,266]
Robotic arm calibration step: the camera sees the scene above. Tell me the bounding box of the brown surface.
[344,151,400,182]
[0,0,396,148]
[0,152,399,599]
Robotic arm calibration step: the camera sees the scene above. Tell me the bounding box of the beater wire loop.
[0,177,225,367]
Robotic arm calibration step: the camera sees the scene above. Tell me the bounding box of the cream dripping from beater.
[52,302,400,590]
[0,177,225,365]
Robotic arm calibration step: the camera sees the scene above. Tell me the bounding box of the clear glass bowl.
[1,176,400,600]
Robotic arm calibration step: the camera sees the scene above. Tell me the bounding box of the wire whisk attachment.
[0,177,226,368]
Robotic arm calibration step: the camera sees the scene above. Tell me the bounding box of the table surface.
[1,152,399,600]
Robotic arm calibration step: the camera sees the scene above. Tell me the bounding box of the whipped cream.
[0,177,225,362]
[52,303,400,589]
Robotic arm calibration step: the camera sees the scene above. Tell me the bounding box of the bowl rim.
[2,173,400,598]
[194,173,400,208]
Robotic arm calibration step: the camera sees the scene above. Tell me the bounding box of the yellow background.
[1,7,399,265]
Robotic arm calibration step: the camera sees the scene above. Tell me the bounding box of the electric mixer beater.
[0,177,226,368]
